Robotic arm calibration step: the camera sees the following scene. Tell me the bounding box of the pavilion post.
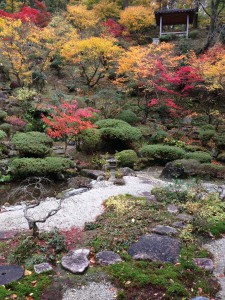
[186,14,189,38]
[159,15,162,37]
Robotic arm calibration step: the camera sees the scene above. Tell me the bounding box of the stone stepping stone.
[128,234,180,263]
[0,265,23,285]
[167,204,179,214]
[172,221,187,229]
[152,225,178,236]
[96,251,122,266]
[34,262,53,274]
[62,249,90,274]
[176,213,193,222]
[0,231,18,240]
[193,258,214,272]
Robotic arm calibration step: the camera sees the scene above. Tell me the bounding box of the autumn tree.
[189,43,225,123]
[42,100,96,153]
[116,43,200,123]
[61,37,122,88]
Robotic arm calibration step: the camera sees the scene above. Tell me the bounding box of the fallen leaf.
[24,270,32,276]
[31,281,37,287]
[10,294,17,299]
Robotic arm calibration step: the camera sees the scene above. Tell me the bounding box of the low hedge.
[10,157,73,178]
[185,151,212,163]
[139,144,185,164]
[115,150,138,168]
[12,131,53,157]
[116,110,139,125]
[150,130,168,144]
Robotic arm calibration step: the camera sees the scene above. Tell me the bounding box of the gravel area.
[205,238,225,300]
[62,282,117,300]
[0,176,163,231]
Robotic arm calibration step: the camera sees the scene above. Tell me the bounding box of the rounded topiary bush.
[185,151,212,163]
[96,119,142,151]
[79,128,101,153]
[0,110,7,122]
[0,130,7,140]
[116,110,139,125]
[217,152,225,162]
[198,129,215,145]
[12,131,53,157]
[10,157,72,178]
[150,130,168,144]
[115,149,138,167]
[0,123,12,137]
[214,134,225,150]
[139,144,185,164]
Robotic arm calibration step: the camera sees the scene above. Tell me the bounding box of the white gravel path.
[205,238,225,300]
[0,176,163,232]
[62,282,117,300]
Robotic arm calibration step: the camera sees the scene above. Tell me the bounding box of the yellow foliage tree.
[66,4,99,30]
[93,0,120,20]
[0,16,77,87]
[61,37,122,87]
[5,0,22,12]
[119,5,155,32]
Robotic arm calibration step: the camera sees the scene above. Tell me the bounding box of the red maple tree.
[42,100,96,153]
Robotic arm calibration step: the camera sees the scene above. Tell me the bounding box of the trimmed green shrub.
[0,110,7,121]
[214,134,225,150]
[96,119,142,151]
[217,152,225,162]
[198,129,216,144]
[0,123,12,137]
[139,144,185,164]
[79,128,101,153]
[0,130,6,140]
[115,150,138,168]
[189,30,198,39]
[150,130,168,144]
[10,157,72,178]
[200,124,215,131]
[12,131,53,157]
[116,110,139,125]
[185,151,212,163]
[184,145,208,152]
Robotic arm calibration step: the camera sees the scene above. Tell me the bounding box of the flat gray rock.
[0,265,23,285]
[177,213,193,222]
[96,251,122,266]
[193,258,214,272]
[128,234,180,263]
[34,262,53,274]
[152,225,178,236]
[62,249,90,274]
[167,204,179,214]
[63,188,88,198]
[172,221,187,229]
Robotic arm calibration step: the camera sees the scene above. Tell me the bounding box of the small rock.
[96,251,122,266]
[128,234,181,263]
[63,188,88,198]
[97,175,105,181]
[34,262,53,274]
[193,258,214,272]
[113,178,126,185]
[167,204,179,214]
[152,225,178,236]
[190,297,210,300]
[176,213,193,222]
[119,167,136,177]
[61,249,90,274]
[172,221,187,229]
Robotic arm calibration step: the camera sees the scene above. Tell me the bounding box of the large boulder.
[81,169,105,179]
[128,234,181,263]
[67,176,92,189]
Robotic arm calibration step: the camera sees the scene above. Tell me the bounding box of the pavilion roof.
[155,8,196,26]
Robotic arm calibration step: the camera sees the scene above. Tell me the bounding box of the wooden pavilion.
[155,8,196,38]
